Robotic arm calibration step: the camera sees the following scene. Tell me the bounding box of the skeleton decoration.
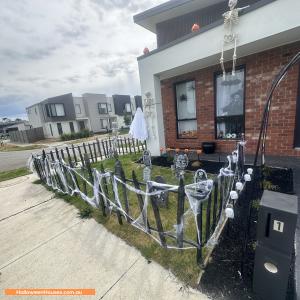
[220,0,249,79]
[142,150,152,182]
[173,153,189,179]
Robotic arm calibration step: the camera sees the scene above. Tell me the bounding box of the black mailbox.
[256,190,297,256]
[253,190,298,300]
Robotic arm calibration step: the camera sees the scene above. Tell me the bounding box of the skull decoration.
[193,169,213,198]
[228,0,237,10]
[174,154,189,179]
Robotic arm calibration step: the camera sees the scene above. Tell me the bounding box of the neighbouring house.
[27,93,91,138]
[3,120,31,133]
[27,93,141,138]
[134,0,300,156]
[112,94,135,129]
[82,93,116,133]
[0,119,31,134]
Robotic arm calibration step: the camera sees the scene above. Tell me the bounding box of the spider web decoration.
[31,140,251,251]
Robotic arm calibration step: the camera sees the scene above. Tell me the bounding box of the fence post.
[77,146,85,167]
[93,142,97,162]
[84,153,93,184]
[149,183,167,247]
[97,166,107,217]
[205,193,212,243]
[114,159,130,223]
[71,144,78,165]
[96,138,103,160]
[132,170,150,232]
[88,143,94,163]
[176,177,185,248]
[128,138,132,154]
[196,203,203,265]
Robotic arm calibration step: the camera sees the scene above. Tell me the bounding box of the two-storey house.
[134,0,300,156]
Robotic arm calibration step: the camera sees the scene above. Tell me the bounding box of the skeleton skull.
[228,0,238,10]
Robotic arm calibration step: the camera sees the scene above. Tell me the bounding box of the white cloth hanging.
[129,107,148,142]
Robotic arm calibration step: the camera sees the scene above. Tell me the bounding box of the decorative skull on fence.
[220,0,249,79]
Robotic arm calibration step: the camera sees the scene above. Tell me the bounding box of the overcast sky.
[0,0,164,119]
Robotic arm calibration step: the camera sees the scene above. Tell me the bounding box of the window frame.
[75,104,81,115]
[174,79,197,139]
[214,65,246,140]
[98,103,108,114]
[45,103,66,117]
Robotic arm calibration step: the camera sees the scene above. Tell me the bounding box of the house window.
[49,124,53,136]
[175,80,197,139]
[215,68,245,139]
[108,103,112,112]
[75,104,81,114]
[69,122,75,133]
[100,119,108,129]
[57,123,63,135]
[46,104,65,117]
[98,103,108,114]
[125,103,131,113]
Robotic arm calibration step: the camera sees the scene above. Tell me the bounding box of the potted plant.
[202,142,216,154]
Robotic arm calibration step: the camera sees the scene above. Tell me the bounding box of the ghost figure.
[220,0,249,79]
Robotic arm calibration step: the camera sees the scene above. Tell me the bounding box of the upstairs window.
[215,68,245,139]
[108,104,112,112]
[125,103,131,113]
[46,104,65,117]
[75,104,81,114]
[98,103,108,114]
[175,80,197,139]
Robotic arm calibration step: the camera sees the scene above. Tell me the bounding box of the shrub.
[61,129,93,141]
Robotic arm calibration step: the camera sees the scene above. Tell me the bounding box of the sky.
[0,0,164,119]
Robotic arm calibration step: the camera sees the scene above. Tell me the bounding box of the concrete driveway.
[0,175,208,300]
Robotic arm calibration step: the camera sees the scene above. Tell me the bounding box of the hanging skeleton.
[220,0,249,79]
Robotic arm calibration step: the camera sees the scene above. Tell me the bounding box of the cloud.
[0,0,162,118]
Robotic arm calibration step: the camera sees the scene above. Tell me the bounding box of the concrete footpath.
[0,175,208,300]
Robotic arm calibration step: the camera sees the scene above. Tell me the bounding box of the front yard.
[40,153,217,287]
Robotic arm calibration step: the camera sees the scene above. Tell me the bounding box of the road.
[0,175,208,300]
[0,149,40,171]
[0,134,130,172]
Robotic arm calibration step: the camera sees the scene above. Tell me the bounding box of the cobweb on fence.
[30,140,250,251]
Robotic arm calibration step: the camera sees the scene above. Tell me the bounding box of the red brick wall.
[161,42,300,157]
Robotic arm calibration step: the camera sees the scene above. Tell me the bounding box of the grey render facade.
[26,93,140,138]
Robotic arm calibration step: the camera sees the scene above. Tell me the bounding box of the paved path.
[0,175,208,300]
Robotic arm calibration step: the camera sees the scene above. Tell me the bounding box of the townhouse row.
[26,93,142,138]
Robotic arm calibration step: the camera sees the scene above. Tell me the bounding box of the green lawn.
[42,154,220,287]
[0,167,31,182]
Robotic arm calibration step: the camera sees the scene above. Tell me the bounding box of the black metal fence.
[32,141,261,267]
[44,136,146,165]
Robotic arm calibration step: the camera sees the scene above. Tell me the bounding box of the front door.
[78,121,85,131]
[57,123,63,136]
[294,66,300,148]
